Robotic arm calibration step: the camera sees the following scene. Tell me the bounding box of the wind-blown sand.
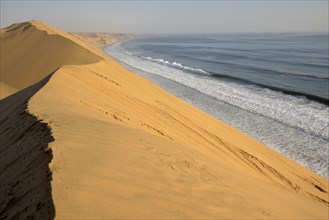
[0,21,328,219]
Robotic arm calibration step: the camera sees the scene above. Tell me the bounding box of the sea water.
[105,33,329,179]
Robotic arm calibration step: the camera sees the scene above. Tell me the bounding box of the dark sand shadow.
[0,74,55,219]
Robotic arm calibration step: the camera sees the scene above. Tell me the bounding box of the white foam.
[107,44,329,140]
[124,50,134,56]
[105,44,329,178]
[140,56,210,75]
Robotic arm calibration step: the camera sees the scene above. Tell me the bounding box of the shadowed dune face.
[1,20,328,219]
[29,59,329,219]
[0,21,104,99]
[0,75,55,219]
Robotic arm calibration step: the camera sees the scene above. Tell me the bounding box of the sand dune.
[1,21,328,219]
[71,32,134,48]
[0,75,54,219]
[0,82,17,99]
[0,20,107,99]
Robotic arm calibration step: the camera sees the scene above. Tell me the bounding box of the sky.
[1,1,328,34]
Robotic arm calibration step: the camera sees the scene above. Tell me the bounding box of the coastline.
[1,21,328,219]
[106,38,329,179]
[70,32,135,49]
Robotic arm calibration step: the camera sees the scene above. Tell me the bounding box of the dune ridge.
[0,20,107,99]
[0,75,55,219]
[0,21,328,219]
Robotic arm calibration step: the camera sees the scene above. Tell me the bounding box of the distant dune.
[71,32,134,48]
[0,21,328,219]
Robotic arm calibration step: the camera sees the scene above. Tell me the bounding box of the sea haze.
[105,33,329,179]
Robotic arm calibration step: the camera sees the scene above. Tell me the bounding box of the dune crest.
[0,20,107,99]
[0,75,55,219]
[1,21,328,219]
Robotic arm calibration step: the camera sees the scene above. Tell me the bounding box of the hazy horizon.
[1,1,328,34]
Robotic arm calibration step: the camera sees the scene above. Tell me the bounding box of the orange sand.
[1,21,328,219]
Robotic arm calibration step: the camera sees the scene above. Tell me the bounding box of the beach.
[70,32,134,49]
[0,21,328,219]
[107,35,329,179]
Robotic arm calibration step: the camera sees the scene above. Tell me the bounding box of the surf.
[105,40,329,179]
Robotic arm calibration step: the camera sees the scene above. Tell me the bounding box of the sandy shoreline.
[0,21,328,219]
[70,32,135,49]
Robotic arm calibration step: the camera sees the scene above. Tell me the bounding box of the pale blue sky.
[1,1,328,34]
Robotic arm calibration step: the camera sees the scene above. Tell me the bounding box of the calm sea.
[105,33,329,179]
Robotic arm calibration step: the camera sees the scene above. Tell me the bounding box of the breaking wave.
[105,42,329,179]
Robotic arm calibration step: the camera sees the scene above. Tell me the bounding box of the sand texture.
[0,75,55,219]
[1,21,328,219]
[0,21,108,99]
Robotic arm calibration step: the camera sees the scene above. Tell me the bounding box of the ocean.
[105,33,329,179]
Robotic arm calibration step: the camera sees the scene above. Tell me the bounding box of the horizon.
[1,1,329,219]
[3,20,329,36]
[1,1,328,34]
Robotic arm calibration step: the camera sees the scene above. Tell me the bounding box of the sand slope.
[0,75,55,219]
[0,21,107,99]
[71,32,134,48]
[1,21,328,219]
